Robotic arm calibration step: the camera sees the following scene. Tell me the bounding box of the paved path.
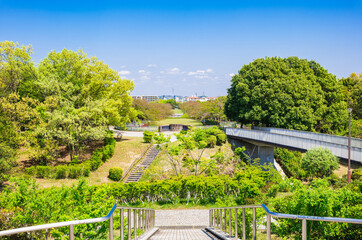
[150,229,214,240]
[155,209,209,227]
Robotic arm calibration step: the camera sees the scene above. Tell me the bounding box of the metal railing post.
[267,213,271,240]
[120,208,124,240]
[134,209,137,239]
[229,208,232,237]
[216,209,219,229]
[234,208,238,239]
[224,209,227,233]
[302,219,307,240]
[252,207,256,240]
[69,225,74,240]
[128,209,131,240]
[109,214,114,240]
[242,208,246,240]
[209,209,212,227]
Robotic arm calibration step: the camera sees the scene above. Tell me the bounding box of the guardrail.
[0,205,156,240]
[121,143,153,182]
[209,205,362,240]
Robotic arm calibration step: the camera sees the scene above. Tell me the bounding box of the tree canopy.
[225,57,348,134]
[0,41,135,183]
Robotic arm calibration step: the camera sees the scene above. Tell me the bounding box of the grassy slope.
[36,137,148,188]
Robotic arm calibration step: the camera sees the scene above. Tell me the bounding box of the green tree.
[225,57,348,134]
[340,72,362,119]
[301,147,339,178]
[33,49,135,160]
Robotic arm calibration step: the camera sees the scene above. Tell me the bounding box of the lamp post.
[347,108,352,183]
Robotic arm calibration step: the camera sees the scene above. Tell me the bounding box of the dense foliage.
[25,136,116,179]
[225,57,348,134]
[180,97,227,124]
[271,178,362,239]
[133,99,172,121]
[301,147,339,178]
[274,148,305,179]
[0,41,134,184]
[0,164,280,239]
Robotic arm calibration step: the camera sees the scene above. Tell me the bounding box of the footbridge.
[225,127,362,165]
[1,204,361,239]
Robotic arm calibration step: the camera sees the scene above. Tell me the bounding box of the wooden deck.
[149,228,215,240]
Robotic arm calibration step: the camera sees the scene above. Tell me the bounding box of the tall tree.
[34,49,135,159]
[225,57,348,134]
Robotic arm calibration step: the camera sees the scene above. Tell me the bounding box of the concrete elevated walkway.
[226,127,362,163]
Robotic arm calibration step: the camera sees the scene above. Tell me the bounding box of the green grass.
[151,118,203,126]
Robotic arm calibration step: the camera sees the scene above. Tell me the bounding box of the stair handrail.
[121,142,153,182]
[0,204,156,240]
[208,204,362,240]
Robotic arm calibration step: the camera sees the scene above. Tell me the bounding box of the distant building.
[159,95,186,102]
[185,96,201,102]
[132,95,159,102]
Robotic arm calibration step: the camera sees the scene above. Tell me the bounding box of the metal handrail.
[121,143,153,182]
[209,204,362,240]
[0,204,156,240]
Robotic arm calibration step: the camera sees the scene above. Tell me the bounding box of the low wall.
[159,124,190,132]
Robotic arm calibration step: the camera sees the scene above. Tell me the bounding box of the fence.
[208,204,362,240]
[0,205,155,240]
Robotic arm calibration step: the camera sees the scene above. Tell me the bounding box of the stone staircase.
[125,145,160,183]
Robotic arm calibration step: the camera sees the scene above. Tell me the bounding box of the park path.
[149,209,213,239]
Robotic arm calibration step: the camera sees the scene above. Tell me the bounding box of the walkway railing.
[0,205,155,240]
[209,205,362,240]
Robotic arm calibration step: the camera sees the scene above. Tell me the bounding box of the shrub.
[36,166,51,178]
[25,166,36,176]
[108,167,123,181]
[301,147,339,178]
[55,166,67,179]
[68,166,82,179]
[274,148,305,179]
[216,133,226,145]
[143,131,154,143]
[207,135,217,148]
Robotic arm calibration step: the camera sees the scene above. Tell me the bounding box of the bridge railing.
[0,205,156,240]
[208,204,362,240]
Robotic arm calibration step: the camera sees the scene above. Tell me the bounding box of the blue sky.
[1,1,361,96]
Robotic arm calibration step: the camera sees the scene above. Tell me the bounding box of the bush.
[301,147,339,178]
[55,166,67,179]
[25,166,36,176]
[207,135,217,148]
[216,133,226,145]
[143,131,154,143]
[108,167,123,181]
[274,148,305,179]
[68,166,82,179]
[36,166,51,178]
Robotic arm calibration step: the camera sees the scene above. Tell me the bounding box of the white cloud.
[171,67,180,72]
[119,70,131,75]
[120,65,127,69]
[229,73,236,77]
[138,70,146,73]
[206,68,213,73]
[147,64,157,68]
[188,70,206,76]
